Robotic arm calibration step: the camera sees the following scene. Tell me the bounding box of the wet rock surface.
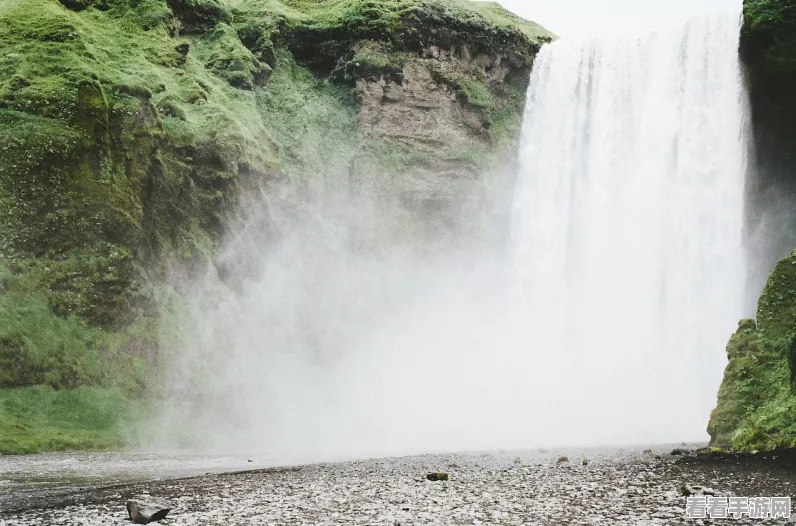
[3,446,796,525]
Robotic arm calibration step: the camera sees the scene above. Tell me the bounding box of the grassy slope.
[0,386,142,454]
[0,0,550,453]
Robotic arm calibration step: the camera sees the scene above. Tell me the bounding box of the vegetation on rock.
[709,252,796,450]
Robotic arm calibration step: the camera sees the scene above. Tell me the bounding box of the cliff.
[0,0,553,452]
[708,0,796,451]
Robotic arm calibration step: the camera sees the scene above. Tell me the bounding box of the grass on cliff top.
[0,386,138,454]
[230,0,556,43]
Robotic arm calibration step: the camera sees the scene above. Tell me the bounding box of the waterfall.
[511,12,749,442]
[156,12,750,456]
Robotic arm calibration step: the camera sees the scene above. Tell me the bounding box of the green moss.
[0,0,282,314]
[200,24,271,90]
[0,261,151,391]
[428,62,492,107]
[0,385,141,454]
[742,0,796,75]
[344,42,407,83]
[710,251,796,451]
[255,51,358,181]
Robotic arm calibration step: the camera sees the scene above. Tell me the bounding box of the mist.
[147,13,753,461]
[153,200,689,459]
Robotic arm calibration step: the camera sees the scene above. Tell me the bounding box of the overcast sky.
[493,0,743,38]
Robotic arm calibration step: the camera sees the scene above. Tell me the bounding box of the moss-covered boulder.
[709,252,796,450]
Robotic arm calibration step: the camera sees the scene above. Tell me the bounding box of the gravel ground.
[2,446,796,525]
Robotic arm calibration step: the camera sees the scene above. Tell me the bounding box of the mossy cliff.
[708,0,796,451]
[742,0,796,279]
[709,253,796,450]
[0,0,553,452]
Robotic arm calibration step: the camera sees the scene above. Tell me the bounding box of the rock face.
[0,0,553,403]
[351,43,532,243]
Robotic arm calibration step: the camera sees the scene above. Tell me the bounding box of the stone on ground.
[126,499,171,524]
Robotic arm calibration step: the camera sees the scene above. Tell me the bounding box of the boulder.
[127,499,172,524]
[426,472,449,481]
[556,456,569,464]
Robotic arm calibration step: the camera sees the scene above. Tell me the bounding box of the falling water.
[511,12,749,441]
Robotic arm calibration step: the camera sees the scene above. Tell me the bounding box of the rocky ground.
[2,445,796,525]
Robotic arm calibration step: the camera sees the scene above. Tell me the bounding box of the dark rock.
[669,448,689,456]
[556,456,569,464]
[59,0,113,11]
[127,499,171,524]
[582,459,589,466]
[175,43,190,65]
[643,449,653,454]
[247,459,254,463]
[165,0,230,34]
[426,472,449,481]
